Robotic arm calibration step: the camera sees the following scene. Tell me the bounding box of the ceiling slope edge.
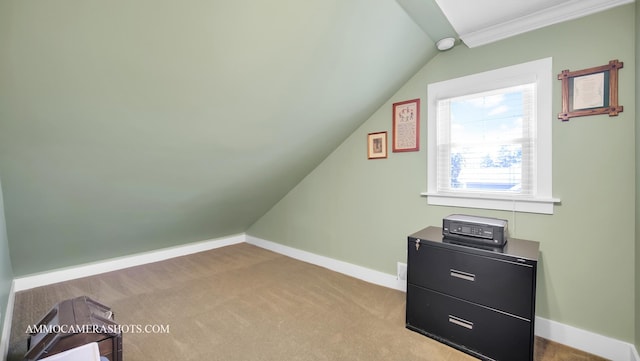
[395,0,458,45]
[460,0,634,48]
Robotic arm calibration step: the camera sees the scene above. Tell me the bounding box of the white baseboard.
[13,234,245,292]
[535,317,639,361]
[6,233,639,361]
[245,235,406,292]
[632,344,640,361]
[246,234,638,361]
[1,281,15,361]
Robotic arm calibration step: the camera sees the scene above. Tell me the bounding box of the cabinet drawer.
[408,243,534,318]
[406,285,533,361]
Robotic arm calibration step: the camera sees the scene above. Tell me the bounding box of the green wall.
[249,4,637,343]
[634,0,640,350]
[0,2,14,345]
[0,0,434,276]
[0,177,14,343]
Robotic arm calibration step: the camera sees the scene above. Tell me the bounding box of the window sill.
[420,192,560,215]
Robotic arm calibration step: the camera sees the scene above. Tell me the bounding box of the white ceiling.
[432,0,634,47]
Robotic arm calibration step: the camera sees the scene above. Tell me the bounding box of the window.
[438,84,534,194]
[424,58,558,214]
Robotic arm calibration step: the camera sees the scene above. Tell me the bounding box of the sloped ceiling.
[0,0,634,275]
[0,0,436,274]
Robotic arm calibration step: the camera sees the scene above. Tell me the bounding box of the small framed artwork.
[367,131,387,159]
[392,99,420,152]
[557,59,623,121]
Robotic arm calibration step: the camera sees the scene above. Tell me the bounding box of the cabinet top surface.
[409,226,540,262]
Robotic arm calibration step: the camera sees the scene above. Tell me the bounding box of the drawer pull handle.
[450,269,475,282]
[448,315,474,330]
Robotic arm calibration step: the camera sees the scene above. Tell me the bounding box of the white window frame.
[423,58,559,214]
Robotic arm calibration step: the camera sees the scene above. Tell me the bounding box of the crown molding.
[460,0,634,48]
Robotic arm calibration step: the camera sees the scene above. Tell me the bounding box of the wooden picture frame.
[392,99,420,152]
[557,59,623,121]
[367,132,387,159]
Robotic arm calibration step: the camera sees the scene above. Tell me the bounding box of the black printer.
[442,214,508,247]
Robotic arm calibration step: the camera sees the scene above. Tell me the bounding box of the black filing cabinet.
[406,226,539,361]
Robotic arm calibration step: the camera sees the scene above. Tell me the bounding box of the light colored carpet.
[7,243,606,361]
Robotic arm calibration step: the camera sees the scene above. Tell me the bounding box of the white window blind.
[436,84,537,196]
[424,57,558,214]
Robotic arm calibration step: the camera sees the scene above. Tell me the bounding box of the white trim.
[1,281,15,361]
[421,192,560,214]
[460,0,634,48]
[13,234,245,292]
[632,345,640,361]
[247,236,636,360]
[535,316,639,361]
[426,57,557,214]
[5,234,637,360]
[245,235,406,292]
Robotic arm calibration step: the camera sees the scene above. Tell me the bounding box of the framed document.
[392,99,420,152]
[558,60,623,121]
[367,132,387,159]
